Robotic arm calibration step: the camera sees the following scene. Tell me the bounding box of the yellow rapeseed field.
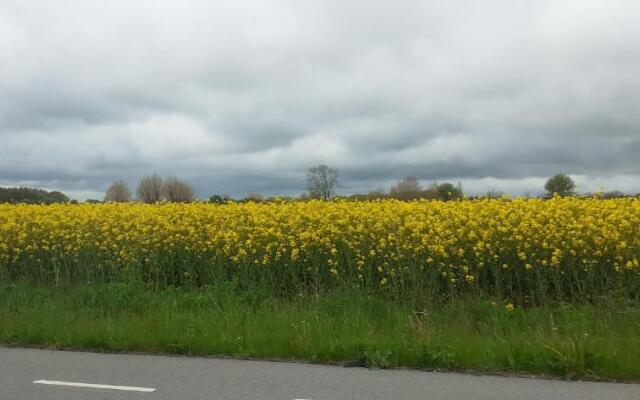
[1,197,639,302]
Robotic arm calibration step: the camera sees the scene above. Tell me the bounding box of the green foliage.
[0,187,70,204]
[362,349,394,369]
[545,174,576,197]
[1,283,640,380]
[435,182,463,201]
[209,195,225,204]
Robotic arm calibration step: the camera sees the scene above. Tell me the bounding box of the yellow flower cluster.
[1,197,639,301]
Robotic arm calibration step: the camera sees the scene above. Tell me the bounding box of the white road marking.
[33,380,156,392]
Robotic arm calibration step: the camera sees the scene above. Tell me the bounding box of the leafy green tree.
[209,194,224,204]
[544,174,576,197]
[435,182,463,201]
[0,187,69,204]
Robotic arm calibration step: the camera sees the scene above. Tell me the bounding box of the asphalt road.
[1,347,639,400]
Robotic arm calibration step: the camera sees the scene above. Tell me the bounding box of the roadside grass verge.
[1,283,639,381]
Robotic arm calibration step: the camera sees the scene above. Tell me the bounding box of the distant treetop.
[0,187,70,204]
[544,174,576,197]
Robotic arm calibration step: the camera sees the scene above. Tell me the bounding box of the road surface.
[0,347,638,400]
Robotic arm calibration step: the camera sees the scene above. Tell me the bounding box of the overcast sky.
[1,1,640,199]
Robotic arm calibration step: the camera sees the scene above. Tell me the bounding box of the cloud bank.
[1,0,640,199]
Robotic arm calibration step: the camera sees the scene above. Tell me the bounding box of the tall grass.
[1,283,640,381]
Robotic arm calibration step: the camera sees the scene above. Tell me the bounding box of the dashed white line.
[33,380,156,392]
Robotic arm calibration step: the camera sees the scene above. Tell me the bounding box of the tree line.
[0,168,633,204]
[299,167,579,202]
[0,187,70,204]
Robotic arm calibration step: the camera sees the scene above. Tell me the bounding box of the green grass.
[1,283,640,381]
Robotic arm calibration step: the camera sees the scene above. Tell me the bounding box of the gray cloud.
[1,0,640,199]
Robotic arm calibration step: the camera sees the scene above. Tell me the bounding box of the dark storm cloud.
[1,0,640,199]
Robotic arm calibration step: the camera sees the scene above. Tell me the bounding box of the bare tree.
[389,176,423,200]
[245,192,264,202]
[162,177,195,202]
[105,180,131,202]
[484,189,505,199]
[368,187,387,199]
[137,173,163,203]
[306,165,338,201]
